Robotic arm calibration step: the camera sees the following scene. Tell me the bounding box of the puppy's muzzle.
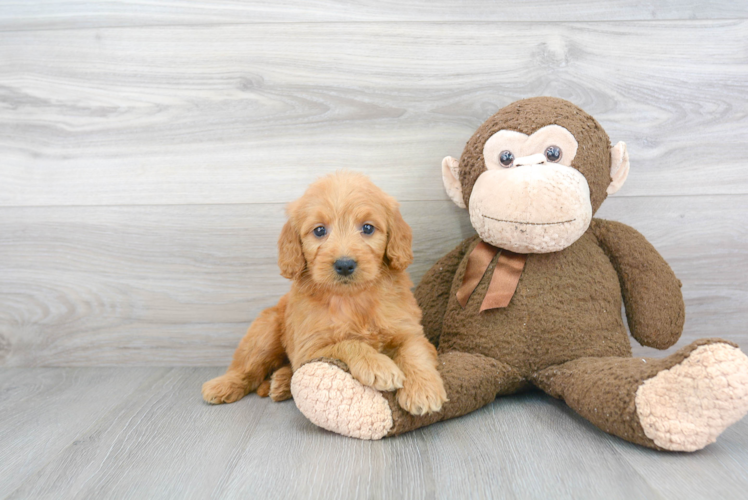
[334,258,357,277]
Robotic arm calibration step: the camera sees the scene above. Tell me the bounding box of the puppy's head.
[278,171,412,290]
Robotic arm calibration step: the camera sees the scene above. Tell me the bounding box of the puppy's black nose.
[334,258,357,277]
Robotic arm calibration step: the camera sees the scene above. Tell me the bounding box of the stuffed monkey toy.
[290,97,748,451]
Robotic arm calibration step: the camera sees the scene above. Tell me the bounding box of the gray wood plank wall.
[1,1,747,367]
[1,1,747,29]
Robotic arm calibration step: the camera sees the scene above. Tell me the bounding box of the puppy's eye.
[545,145,562,163]
[313,226,327,237]
[499,150,514,167]
[362,224,375,235]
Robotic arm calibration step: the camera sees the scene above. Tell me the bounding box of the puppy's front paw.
[349,354,405,392]
[397,370,448,416]
[202,374,248,404]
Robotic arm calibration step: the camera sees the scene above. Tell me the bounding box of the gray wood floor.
[2,1,748,498]
[1,367,747,500]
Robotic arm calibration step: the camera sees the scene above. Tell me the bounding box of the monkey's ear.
[278,220,305,280]
[607,141,630,195]
[442,156,466,209]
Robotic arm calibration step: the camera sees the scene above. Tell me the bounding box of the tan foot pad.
[636,343,748,451]
[291,361,393,440]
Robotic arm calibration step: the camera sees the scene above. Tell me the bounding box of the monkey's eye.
[499,150,514,167]
[545,145,562,163]
[313,226,327,237]
[362,224,375,235]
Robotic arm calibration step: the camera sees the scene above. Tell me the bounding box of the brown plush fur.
[202,171,447,415]
[590,219,685,349]
[402,228,689,444]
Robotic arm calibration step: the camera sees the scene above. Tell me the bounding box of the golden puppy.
[202,171,447,415]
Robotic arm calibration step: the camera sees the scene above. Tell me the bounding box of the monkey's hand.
[590,218,684,349]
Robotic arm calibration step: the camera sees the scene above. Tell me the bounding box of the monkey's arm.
[590,219,685,349]
[414,236,477,347]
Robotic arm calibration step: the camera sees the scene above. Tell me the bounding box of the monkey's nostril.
[514,153,547,167]
[334,258,357,277]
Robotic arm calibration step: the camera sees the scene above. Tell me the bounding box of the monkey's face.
[468,125,591,253]
[442,97,630,254]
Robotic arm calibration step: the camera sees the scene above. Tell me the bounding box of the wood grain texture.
[0,367,167,498]
[612,423,748,500]
[2,0,747,31]
[1,367,746,499]
[1,21,747,207]
[5,368,264,499]
[0,200,472,366]
[1,195,745,366]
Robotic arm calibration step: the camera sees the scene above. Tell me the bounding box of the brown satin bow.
[456,241,527,312]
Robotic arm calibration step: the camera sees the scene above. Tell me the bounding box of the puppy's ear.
[385,203,413,272]
[278,219,305,280]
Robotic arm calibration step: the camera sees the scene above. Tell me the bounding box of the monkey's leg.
[532,339,748,451]
[290,351,527,440]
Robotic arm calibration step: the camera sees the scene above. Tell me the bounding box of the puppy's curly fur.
[202,171,447,416]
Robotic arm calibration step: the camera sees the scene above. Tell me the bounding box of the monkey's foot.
[636,343,748,451]
[291,358,393,440]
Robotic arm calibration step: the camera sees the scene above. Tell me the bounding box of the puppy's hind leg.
[202,303,287,404]
[256,379,271,397]
[269,365,293,401]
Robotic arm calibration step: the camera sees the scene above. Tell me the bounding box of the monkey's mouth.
[483,215,576,226]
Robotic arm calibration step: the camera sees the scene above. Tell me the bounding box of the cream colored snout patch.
[469,164,592,253]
